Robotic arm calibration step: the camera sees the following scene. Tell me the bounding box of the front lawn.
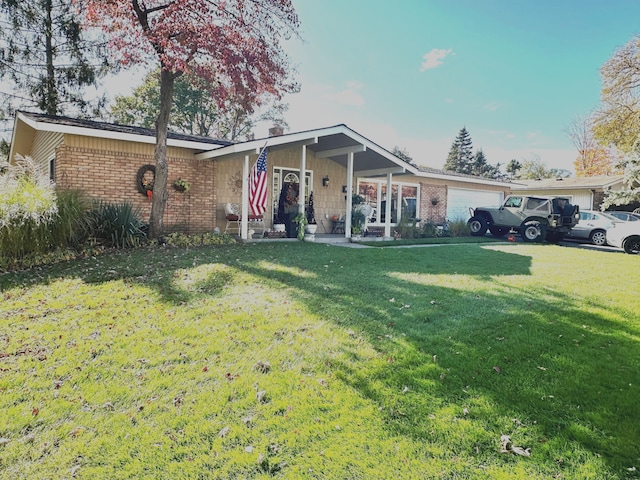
[1,242,638,479]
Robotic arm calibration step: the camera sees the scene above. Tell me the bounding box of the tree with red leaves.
[78,0,299,238]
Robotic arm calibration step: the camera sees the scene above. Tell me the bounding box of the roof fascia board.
[417,169,512,187]
[17,112,219,150]
[196,136,319,161]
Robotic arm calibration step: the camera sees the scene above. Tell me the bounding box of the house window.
[358,179,420,224]
[49,158,56,183]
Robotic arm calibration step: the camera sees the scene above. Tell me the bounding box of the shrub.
[87,201,146,248]
[421,220,439,238]
[397,215,419,239]
[0,155,58,259]
[49,190,91,249]
[447,218,471,237]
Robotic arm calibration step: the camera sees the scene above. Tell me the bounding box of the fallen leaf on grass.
[69,426,85,438]
[500,435,531,456]
[252,361,271,374]
[218,426,231,438]
[0,438,10,446]
[493,366,501,373]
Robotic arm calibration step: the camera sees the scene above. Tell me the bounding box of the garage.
[447,188,504,221]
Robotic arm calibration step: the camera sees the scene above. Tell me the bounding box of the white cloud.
[420,48,455,72]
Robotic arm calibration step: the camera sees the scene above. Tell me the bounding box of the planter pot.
[304,233,316,242]
[305,224,317,234]
[350,235,362,242]
[273,224,285,233]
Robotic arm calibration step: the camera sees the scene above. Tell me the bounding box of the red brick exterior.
[55,145,218,233]
[420,182,447,224]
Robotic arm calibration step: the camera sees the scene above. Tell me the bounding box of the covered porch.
[197,124,420,241]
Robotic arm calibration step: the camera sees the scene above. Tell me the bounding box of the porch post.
[241,154,250,240]
[345,152,354,238]
[298,144,307,215]
[384,172,393,238]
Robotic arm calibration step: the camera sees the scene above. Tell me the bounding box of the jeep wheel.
[622,235,640,254]
[589,229,607,246]
[489,226,509,237]
[468,216,488,236]
[521,221,547,243]
[545,232,564,244]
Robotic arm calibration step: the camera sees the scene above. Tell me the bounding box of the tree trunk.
[148,69,175,239]
[44,0,58,115]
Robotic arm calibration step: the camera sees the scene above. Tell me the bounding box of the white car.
[606,221,640,254]
[565,210,620,246]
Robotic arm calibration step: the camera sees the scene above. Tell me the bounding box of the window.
[358,179,419,224]
[504,197,522,208]
[49,158,56,183]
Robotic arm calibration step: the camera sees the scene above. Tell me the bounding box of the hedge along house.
[9,111,512,240]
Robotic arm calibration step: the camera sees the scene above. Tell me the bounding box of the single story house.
[9,111,512,239]
[511,175,626,211]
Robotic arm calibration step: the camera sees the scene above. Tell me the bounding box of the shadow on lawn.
[229,244,639,475]
[1,242,638,475]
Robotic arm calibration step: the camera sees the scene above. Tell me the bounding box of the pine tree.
[0,0,108,119]
[444,127,474,174]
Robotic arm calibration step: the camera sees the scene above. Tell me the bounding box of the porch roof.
[195,124,418,178]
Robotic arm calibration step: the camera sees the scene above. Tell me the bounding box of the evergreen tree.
[444,127,474,174]
[506,159,521,179]
[471,149,493,176]
[0,0,108,119]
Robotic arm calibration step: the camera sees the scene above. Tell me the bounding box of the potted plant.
[172,178,191,193]
[293,212,307,240]
[305,191,317,234]
[351,207,366,241]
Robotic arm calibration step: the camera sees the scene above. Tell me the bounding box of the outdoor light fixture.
[322,175,330,187]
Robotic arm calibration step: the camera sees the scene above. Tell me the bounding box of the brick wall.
[55,145,217,233]
[420,182,447,223]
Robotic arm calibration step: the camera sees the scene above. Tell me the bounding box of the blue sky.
[262,0,640,173]
[104,1,640,174]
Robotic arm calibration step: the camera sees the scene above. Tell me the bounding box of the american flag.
[249,147,268,216]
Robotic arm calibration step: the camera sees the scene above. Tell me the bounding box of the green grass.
[1,242,639,479]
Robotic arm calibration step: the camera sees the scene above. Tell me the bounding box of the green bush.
[0,155,58,259]
[87,201,146,248]
[49,189,91,248]
[447,218,471,237]
[421,220,440,237]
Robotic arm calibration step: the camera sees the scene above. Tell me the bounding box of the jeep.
[468,195,580,243]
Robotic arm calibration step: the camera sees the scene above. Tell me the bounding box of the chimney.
[269,125,284,137]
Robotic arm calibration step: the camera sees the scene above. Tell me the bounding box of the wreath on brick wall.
[136,164,156,195]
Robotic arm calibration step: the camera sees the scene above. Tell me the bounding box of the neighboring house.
[9,111,511,239]
[511,175,626,211]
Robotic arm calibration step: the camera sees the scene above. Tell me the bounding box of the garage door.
[447,188,503,221]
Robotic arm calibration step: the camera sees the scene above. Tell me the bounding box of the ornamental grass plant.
[0,242,638,479]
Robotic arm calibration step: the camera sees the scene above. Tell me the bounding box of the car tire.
[489,226,509,237]
[521,221,547,243]
[589,230,607,246]
[622,235,640,254]
[468,216,488,236]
